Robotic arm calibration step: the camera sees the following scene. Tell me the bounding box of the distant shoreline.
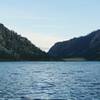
[0,58,99,62]
[63,57,86,61]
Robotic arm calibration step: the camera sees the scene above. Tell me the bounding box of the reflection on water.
[0,62,100,100]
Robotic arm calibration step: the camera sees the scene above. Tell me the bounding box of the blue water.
[0,62,100,100]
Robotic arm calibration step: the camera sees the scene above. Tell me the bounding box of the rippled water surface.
[0,62,100,100]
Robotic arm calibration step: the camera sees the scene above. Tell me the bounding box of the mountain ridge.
[0,23,100,61]
[48,29,100,60]
[0,23,49,61]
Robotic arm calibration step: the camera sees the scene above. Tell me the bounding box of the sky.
[0,0,100,51]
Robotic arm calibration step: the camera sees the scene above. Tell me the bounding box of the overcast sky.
[0,0,100,51]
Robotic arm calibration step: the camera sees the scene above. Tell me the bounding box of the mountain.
[48,30,100,60]
[0,23,48,61]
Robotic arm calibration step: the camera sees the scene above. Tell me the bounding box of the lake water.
[0,62,100,100]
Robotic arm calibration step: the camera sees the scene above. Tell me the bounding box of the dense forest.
[0,23,49,61]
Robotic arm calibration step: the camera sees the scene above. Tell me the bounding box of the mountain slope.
[48,30,100,60]
[0,23,47,60]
